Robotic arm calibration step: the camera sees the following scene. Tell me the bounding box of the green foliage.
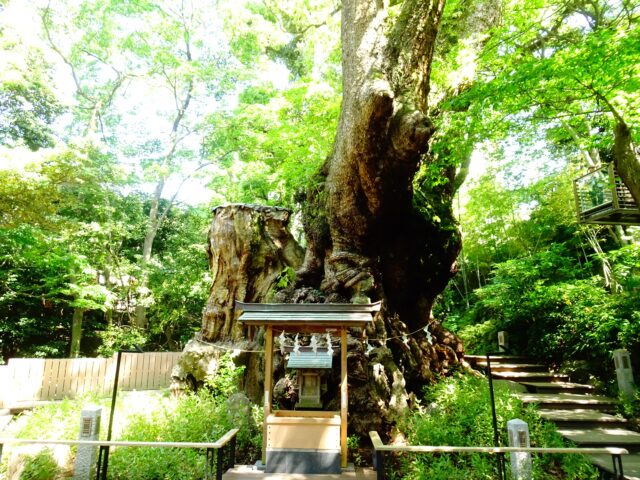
[203,0,341,208]
[452,243,640,386]
[108,354,259,479]
[205,80,340,208]
[18,449,61,480]
[203,353,246,399]
[275,266,296,290]
[459,167,580,277]
[96,325,148,357]
[144,204,210,350]
[618,388,640,420]
[0,41,63,151]
[109,391,260,479]
[14,396,102,441]
[347,434,364,467]
[0,141,212,357]
[108,394,222,480]
[4,387,261,480]
[400,374,598,479]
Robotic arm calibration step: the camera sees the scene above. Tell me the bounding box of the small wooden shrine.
[573,164,640,225]
[287,349,332,409]
[236,301,380,474]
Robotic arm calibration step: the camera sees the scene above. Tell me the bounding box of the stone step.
[223,466,376,479]
[537,409,628,428]
[465,355,530,364]
[557,427,640,453]
[516,393,617,412]
[492,371,570,382]
[519,381,596,395]
[589,453,640,480]
[474,363,549,373]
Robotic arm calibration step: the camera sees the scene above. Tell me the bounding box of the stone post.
[73,406,102,480]
[613,349,635,399]
[507,419,531,480]
[497,331,508,353]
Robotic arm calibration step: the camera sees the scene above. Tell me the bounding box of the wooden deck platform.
[223,465,376,479]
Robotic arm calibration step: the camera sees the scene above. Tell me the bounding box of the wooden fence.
[0,352,181,408]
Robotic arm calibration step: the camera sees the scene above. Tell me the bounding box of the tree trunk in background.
[172,204,304,400]
[70,307,84,358]
[134,181,163,330]
[613,121,640,209]
[285,0,465,437]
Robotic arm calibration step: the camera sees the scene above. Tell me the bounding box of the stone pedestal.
[73,406,101,480]
[613,349,635,399]
[507,419,531,480]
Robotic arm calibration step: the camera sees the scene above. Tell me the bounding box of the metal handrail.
[369,431,628,480]
[0,428,239,480]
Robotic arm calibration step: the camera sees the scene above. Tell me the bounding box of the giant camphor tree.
[287,0,468,435]
[192,0,474,437]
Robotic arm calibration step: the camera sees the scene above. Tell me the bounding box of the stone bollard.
[73,406,102,480]
[497,331,508,353]
[613,349,635,399]
[507,419,532,480]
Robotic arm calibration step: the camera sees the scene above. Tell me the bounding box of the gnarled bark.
[201,204,304,341]
[172,204,304,401]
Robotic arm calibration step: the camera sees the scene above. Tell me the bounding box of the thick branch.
[385,0,446,109]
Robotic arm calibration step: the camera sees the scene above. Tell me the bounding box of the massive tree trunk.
[172,204,304,401]
[288,0,465,437]
[178,0,465,439]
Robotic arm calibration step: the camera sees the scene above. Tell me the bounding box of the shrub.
[18,448,61,480]
[96,325,148,357]
[0,354,261,480]
[13,396,103,441]
[108,354,261,479]
[450,243,640,387]
[399,374,598,479]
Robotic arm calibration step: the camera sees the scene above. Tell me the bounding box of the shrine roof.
[286,351,333,369]
[235,301,380,328]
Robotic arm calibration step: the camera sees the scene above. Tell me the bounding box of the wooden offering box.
[266,411,341,473]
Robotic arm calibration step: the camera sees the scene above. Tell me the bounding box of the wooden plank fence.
[0,352,181,408]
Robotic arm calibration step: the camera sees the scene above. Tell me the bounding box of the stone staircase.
[467,355,640,480]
